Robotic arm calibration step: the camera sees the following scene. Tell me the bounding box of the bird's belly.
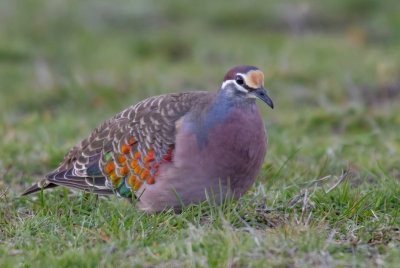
[201,117,267,190]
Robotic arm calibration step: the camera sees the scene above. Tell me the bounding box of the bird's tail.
[20,178,58,196]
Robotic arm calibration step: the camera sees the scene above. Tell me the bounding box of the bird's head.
[220,66,274,109]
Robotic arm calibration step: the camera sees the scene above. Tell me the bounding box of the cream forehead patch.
[245,70,264,89]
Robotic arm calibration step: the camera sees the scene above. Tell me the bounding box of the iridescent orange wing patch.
[104,136,174,192]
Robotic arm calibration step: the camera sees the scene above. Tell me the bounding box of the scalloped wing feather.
[22,92,211,198]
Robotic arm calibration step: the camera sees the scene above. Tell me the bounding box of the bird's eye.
[235,76,244,85]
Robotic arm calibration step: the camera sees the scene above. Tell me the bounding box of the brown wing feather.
[22,91,211,197]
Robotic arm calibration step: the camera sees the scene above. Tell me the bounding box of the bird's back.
[22,91,214,197]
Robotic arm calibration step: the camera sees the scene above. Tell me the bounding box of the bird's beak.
[251,87,274,109]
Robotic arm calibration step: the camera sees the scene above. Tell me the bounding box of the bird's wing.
[23,92,210,198]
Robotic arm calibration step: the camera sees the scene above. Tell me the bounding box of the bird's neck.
[193,92,257,148]
[212,90,256,113]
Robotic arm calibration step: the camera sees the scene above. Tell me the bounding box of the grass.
[1,0,400,266]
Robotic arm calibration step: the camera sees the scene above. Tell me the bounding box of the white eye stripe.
[221,80,233,89]
[235,85,248,93]
[221,80,248,93]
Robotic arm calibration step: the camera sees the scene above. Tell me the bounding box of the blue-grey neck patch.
[192,88,256,149]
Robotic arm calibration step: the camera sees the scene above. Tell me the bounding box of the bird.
[21,65,274,213]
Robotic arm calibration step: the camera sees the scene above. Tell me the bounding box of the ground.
[0,0,399,267]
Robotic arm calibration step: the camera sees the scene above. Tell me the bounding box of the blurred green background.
[0,0,399,266]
